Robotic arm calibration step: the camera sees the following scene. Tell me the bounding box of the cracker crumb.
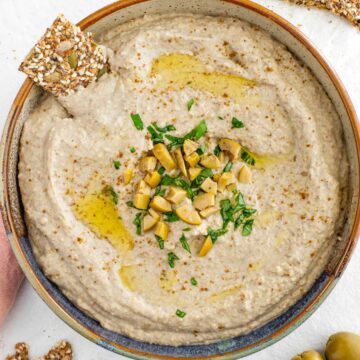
[5,343,29,360]
[287,0,360,30]
[19,14,107,97]
[5,341,72,360]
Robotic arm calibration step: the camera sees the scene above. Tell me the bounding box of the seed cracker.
[287,0,360,30]
[19,14,107,97]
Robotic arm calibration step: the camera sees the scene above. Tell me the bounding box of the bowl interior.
[1,0,359,359]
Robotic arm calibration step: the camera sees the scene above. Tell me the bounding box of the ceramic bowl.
[1,0,359,359]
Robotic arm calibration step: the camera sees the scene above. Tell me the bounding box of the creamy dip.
[18,14,348,345]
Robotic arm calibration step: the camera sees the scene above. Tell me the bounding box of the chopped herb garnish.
[155,235,165,249]
[218,115,224,120]
[176,309,186,318]
[190,277,198,286]
[133,212,146,235]
[103,185,118,205]
[231,117,245,128]
[243,208,257,218]
[126,200,135,208]
[153,123,176,133]
[185,120,207,141]
[241,149,256,166]
[161,175,195,199]
[130,113,144,130]
[223,161,233,173]
[154,186,166,197]
[187,98,195,111]
[207,227,228,243]
[164,211,179,222]
[179,233,191,253]
[182,227,191,232]
[158,166,165,175]
[130,147,136,153]
[147,124,164,144]
[165,120,207,149]
[242,219,254,236]
[214,145,221,156]
[167,252,179,268]
[191,168,213,188]
[113,160,121,170]
[196,144,206,155]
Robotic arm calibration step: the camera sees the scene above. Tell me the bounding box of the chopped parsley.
[191,168,213,188]
[242,219,254,236]
[182,227,191,232]
[167,252,179,268]
[223,161,233,173]
[218,115,224,120]
[166,120,207,149]
[133,212,146,235]
[190,277,198,286]
[179,233,191,254]
[158,166,165,175]
[161,175,195,199]
[153,123,176,133]
[154,186,166,197]
[164,211,179,222]
[187,98,195,111]
[113,160,121,170]
[103,185,118,205]
[130,113,144,130]
[196,144,206,155]
[155,235,165,249]
[147,124,164,144]
[241,149,256,166]
[130,147,136,153]
[231,117,244,129]
[219,191,256,236]
[176,309,186,318]
[214,145,221,156]
[207,227,228,243]
[126,200,135,208]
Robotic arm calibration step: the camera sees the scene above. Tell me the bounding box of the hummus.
[18,14,348,345]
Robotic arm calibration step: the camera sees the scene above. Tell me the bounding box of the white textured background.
[0,1,359,359]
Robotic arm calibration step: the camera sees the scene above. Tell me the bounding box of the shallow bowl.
[1,0,359,359]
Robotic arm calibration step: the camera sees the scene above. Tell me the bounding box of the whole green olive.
[325,332,360,360]
[292,350,324,360]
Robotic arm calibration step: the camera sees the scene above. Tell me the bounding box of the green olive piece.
[292,350,324,360]
[325,332,360,360]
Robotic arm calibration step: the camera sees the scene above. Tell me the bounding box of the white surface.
[0,0,359,359]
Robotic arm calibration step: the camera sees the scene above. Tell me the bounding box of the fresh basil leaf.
[158,166,165,175]
[243,208,257,218]
[190,168,213,188]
